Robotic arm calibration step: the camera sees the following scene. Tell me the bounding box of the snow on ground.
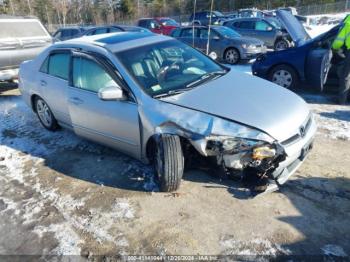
[0,97,136,255]
[220,237,291,256]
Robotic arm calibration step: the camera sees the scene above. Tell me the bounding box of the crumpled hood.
[162,70,310,142]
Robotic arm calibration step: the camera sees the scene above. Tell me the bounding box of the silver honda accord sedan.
[19,31,316,193]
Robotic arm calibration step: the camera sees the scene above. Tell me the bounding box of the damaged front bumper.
[192,114,317,195]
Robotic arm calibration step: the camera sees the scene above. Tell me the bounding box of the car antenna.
[206,0,214,55]
[192,0,197,48]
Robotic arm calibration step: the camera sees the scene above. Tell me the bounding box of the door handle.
[69,97,84,105]
[40,80,47,87]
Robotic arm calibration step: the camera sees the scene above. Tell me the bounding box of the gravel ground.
[0,76,349,259]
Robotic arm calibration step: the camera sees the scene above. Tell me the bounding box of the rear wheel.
[224,48,240,64]
[154,135,184,192]
[269,64,299,89]
[34,97,58,131]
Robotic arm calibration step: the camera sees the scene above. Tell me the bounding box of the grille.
[281,115,312,146]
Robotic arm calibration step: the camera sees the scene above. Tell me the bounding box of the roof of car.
[57,31,169,52]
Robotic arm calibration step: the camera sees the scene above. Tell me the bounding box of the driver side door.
[67,52,141,159]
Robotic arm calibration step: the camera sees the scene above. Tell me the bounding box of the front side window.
[255,21,270,31]
[116,40,226,97]
[72,57,116,92]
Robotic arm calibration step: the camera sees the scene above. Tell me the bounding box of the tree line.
[0,0,342,25]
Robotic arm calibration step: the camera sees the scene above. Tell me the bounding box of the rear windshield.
[0,20,48,38]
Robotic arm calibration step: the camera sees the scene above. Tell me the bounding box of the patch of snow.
[321,244,348,257]
[0,97,136,254]
[33,224,82,255]
[302,94,350,141]
[220,237,291,256]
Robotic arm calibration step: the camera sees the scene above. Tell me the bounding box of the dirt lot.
[0,80,349,259]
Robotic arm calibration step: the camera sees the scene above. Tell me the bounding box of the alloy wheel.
[36,99,53,127]
[225,49,239,64]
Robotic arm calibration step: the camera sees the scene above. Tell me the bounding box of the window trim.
[39,49,71,81]
[69,51,137,103]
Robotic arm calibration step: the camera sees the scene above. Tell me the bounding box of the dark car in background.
[189,11,230,26]
[54,25,148,42]
[0,16,52,82]
[53,26,88,41]
[81,25,149,36]
[171,26,266,64]
[252,10,337,91]
[223,17,292,50]
[137,17,179,35]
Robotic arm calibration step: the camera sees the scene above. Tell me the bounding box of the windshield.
[160,19,178,26]
[116,40,226,97]
[214,26,241,38]
[0,20,49,38]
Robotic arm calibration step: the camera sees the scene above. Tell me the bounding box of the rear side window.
[138,20,146,27]
[171,28,181,37]
[72,57,115,93]
[109,27,122,33]
[181,28,197,38]
[0,20,48,38]
[239,21,255,29]
[94,28,108,35]
[47,53,70,80]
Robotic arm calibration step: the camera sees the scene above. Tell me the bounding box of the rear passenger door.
[197,28,220,54]
[37,50,71,125]
[178,28,199,48]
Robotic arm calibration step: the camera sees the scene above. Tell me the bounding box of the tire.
[268,64,299,89]
[224,48,240,64]
[305,48,332,92]
[154,135,184,192]
[274,39,289,51]
[34,97,59,131]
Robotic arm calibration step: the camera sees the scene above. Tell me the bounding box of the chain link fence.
[297,0,350,16]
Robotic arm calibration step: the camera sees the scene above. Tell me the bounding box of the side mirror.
[98,85,125,101]
[212,35,220,40]
[267,26,273,31]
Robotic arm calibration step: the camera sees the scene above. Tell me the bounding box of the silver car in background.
[19,32,316,193]
[0,16,52,82]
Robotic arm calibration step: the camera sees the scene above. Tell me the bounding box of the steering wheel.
[157,61,183,84]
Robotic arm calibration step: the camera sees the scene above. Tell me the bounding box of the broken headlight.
[206,137,275,159]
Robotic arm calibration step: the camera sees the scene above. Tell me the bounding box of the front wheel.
[224,48,240,64]
[274,39,289,51]
[268,65,299,89]
[154,135,184,192]
[34,97,59,131]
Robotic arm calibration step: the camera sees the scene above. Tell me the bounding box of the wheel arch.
[145,133,192,163]
[30,94,41,112]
